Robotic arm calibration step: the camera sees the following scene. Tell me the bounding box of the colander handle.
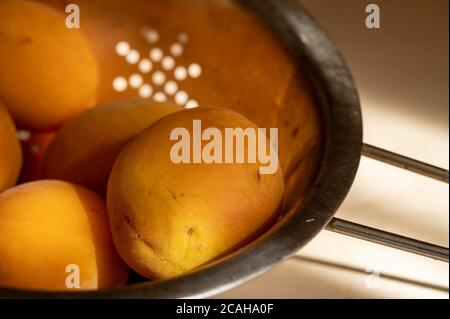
[360,144,448,183]
[325,143,449,263]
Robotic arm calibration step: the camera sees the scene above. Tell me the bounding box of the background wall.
[300,0,449,165]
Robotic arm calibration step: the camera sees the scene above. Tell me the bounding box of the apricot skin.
[0,0,99,130]
[107,107,284,279]
[0,180,128,291]
[43,99,181,195]
[0,101,22,193]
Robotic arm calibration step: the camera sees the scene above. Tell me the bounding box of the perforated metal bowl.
[0,0,362,298]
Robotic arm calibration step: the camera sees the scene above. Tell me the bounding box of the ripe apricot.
[0,180,128,291]
[43,99,181,195]
[107,107,284,279]
[0,0,99,130]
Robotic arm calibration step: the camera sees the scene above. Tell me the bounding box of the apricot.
[0,0,99,130]
[0,101,22,193]
[43,99,181,195]
[0,180,128,291]
[107,107,284,279]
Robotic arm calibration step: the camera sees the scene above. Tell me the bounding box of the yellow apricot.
[0,180,128,291]
[0,0,99,130]
[107,107,284,279]
[43,99,181,195]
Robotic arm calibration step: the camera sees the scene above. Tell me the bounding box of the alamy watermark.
[366,4,381,29]
[65,4,80,29]
[170,120,279,175]
[365,266,381,289]
[65,264,80,288]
